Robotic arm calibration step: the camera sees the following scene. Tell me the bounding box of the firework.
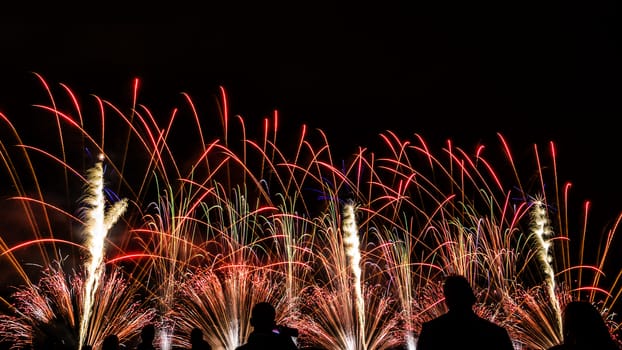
[79,159,128,349]
[0,261,155,349]
[1,74,621,350]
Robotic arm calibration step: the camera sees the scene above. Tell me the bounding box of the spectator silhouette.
[416,274,514,350]
[190,327,212,350]
[235,301,298,350]
[102,335,119,350]
[547,300,619,350]
[137,324,156,350]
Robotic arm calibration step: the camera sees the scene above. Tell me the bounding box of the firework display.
[1,75,621,350]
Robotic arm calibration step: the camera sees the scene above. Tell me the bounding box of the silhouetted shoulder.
[418,313,513,350]
[553,301,620,350]
[234,332,297,350]
[546,345,566,350]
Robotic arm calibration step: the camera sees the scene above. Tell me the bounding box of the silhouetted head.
[141,324,156,342]
[102,334,119,350]
[442,275,476,310]
[190,327,203,344]
[250,302,277,332]
[563,301,616,347]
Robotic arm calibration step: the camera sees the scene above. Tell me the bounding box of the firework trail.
[529,198,562,336]
[79,158,127,349]
[343,203,366,349]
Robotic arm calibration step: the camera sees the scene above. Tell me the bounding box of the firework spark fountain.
[529,198,562,338]
[0,261,156,350]
[342,203,366,350]
[79,158,128,349]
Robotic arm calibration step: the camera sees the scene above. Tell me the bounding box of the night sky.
[0,2,619,230]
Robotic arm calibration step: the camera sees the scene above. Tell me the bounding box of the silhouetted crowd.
[10,274,620,350]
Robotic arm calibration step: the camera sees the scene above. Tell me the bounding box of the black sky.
[0,2,619,229]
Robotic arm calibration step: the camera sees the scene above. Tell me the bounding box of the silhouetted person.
[102,334,120,350]
[547,300,619,350]
[137,324,156,350]
[416,274,514,350]
[190,327,212,350]
[235,301,298,350]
